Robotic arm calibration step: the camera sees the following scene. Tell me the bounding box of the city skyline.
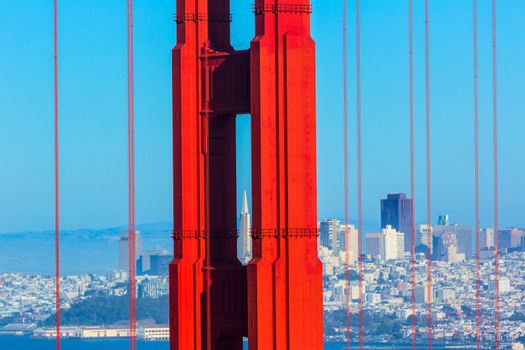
[1,1,524,349]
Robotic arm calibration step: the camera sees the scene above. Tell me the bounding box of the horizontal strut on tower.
[173,13,233,24]
[250,228,319,239]
[252,4,312,15]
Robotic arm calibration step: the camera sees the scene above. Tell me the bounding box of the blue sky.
[0,1,524,233]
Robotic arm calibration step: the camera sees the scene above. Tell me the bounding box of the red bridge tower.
[170,1,322,349]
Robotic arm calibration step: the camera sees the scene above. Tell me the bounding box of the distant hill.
[0,223,172,275]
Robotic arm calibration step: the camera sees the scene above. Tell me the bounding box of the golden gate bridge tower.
[170,0,322,349]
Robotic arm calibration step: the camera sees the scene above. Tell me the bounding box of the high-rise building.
[380,225,404,261]
[437,214,449,226]
[498,228,525,251]
[434,221,473,259]
[338,224,358,262]
[433,230,459,261]
[416,224,433,253]
[138,248,173,276]
[365,232,381,259]
[480,228,495,249]
[320,219,340,252]
[237,190,252,263]
[381,193,413,252]
[118,231,142,271]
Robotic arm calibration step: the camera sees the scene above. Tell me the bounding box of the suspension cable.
[355,0,364,348]
[408,0,417,349]
[491,1,500,349]
[126,1,137,349]
[342,0,351,348]
[53,1,61,349]
[473,1,482,349]
[424,0,433,348]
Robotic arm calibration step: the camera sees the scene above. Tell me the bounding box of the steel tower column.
[249,1,323,349]
[171,1,322,349]
[171,1,208,349]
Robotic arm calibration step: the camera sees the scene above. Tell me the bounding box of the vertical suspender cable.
[126,1,137,350]
[342,0,351,348]
[491,1,500,349]
[473,1,482,349]
[355,0,364,348]
[424,0,433,348]
[408,0,417,349]
[53,1,61,349]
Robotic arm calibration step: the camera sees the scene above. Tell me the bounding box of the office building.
[499,228,525,251]
[118,231,142,271]
[365,232,381,259]
[416,224,433,253]
[380,225,404,261]
[437,214,449,226]
[433,230,458,261]
[381,193,413,252]
[320,219,340,252]
[237,190,252,263]
[434,220,473,259]
[338,224,358,262]
[480,228,495,249]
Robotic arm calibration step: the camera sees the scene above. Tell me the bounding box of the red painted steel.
[248,0,322,348]
[492,1,500,348]
[343,0,351,348]
[408,1,416,348]
[425,1,433,348]
[171,0,322,349]
[355,0,364,348]
[126,1,137,349]
[473,1,481,349]
[53,1,60,349]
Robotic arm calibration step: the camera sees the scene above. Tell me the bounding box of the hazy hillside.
[0,223,172,274]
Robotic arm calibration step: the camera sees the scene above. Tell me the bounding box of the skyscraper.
[319,219,340,252]
[380,225,404,261]
[434,221,473,259]
[338,223,358,260]
[237,190,252,263]
[416,224,433,253]
[365,232,382,259]
[381,193,413,252]
[118,230,142,271]
[480,228,495,249]
[137,248,173,276]
[433,230,459,261]
[437,214,449,226]
[498,228,525,251]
